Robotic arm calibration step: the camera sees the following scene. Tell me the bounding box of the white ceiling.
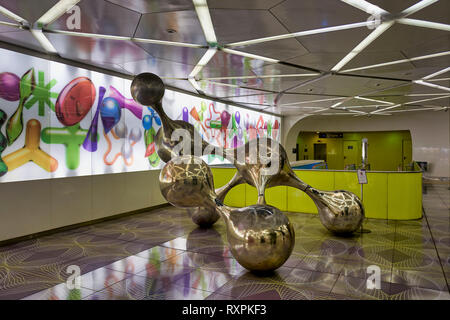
[0,0,448,117]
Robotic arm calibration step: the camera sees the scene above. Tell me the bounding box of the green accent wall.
[297,131,412,171]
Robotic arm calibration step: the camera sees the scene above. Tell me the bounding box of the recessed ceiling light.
[166,28,177,34]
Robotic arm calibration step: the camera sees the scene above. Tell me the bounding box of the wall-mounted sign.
[357,169,368,184]
[0,48,281,183]
[318,132,343,138]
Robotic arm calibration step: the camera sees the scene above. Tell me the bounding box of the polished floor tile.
[4,182,449,300]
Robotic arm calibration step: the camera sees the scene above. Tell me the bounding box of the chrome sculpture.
[160,155,295,271]
[130,73,365,270]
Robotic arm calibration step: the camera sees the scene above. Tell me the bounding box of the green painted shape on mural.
[24,70,58,116]
[6,68,36,145]
[67,289,82,300]
[145,127,160,167]
[0,109,8,177]
[41,124,88,170]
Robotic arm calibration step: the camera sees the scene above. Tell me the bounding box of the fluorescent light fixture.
[193,0,217,44]
[226,22,369,47]
[341,0,388,15]
[400,0,439,18]
[397,18,450,32]
[201,73,318,81]
[428,78,450,82]
[371,103,401,114]
[0,20,23,28]
[45,29,207,48]
[406,93,450,96]
[388,107,445,113]
[329,100,347,109]
[281,97,347,106]
[188,77,203,93]
[0,5,27,24]
[341,51,450,73]
[354,96,395,105]
[30,29,58,53]
[414,80,450,92]
[405,94,450,105]
[37,0,80,26]
[220,48,280,64]
[189,48,217,78]
[422,67,450,80]
[331,21,394,72]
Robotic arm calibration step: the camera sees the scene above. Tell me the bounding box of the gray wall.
[0,170,166,241]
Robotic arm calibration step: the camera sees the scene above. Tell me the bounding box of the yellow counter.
[211,167,422,220]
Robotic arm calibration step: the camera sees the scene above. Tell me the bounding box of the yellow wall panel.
[387,173,422,220]
[363,173,388,219]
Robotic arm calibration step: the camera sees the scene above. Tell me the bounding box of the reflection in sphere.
[187,206,220,228]
[130,73,165,106]
[226,204,295,272]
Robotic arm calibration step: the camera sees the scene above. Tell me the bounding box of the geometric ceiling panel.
[208,0,283,10]
[46,33,150,66]
[270,0,369,32]
[369,0,418,14]
[359,24,449,54]
[0,30,45,53]
[135,10,206,44]
[48,0,141,37]
[408,0,449,25]
[236,38,308,62]
[0,0,448,118]
[199,80,271,98]
[133,42,207,66]
[0,0,58,23]
[105,0,194,14]
[286,75,406,96]
[120,57,193,78]
[295,28,371,55]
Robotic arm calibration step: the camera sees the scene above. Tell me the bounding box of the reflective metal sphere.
[130,73,165,106]
[306,188,365,234]
[159,155,216,208]
[187,206,220,228]
[224,204,295,272]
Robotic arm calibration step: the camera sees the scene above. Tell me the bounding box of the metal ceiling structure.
[0,0,448,117]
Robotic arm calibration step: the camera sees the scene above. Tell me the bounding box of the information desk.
[210,166,422,220]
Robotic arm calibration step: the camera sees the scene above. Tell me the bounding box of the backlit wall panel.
[0,48,281,183]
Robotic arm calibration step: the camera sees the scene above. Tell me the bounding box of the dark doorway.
[314,143,327,161]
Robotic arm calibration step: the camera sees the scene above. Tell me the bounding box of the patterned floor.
[0,183,448,300]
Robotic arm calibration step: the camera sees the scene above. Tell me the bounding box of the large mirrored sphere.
[130,73,165,106]
[226,204,295,272]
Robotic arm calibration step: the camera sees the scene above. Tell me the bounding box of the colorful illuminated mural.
[0,48,280,183]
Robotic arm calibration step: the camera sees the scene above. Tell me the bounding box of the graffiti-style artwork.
[0,47,280,183]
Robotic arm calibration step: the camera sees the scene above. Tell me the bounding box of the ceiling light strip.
[388,107,445,113]
[414,80,450,92]
[37,0,80,26]
[193,0,217,44]
[371,104,402,114]
[354,96,395,105]
[341,51,450,73]
[0,5,27,24]
[280,97,347,106]
[188,78,203,93]
[225,21,369,47]
[397,18,450,32]
[404,94,450,105]
[331,21,394,72]
[422,67,450,80]
[400,0,439,18]
[428,78,450,82]
[200,73,319,81]
[30,29,58,53]
[0,20,23,28]
[189,48,217,78]
[44,29,207,48]
[220,48,280,63]
[340,0,388,14]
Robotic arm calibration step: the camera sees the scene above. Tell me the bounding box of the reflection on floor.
[0,183,448,300]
